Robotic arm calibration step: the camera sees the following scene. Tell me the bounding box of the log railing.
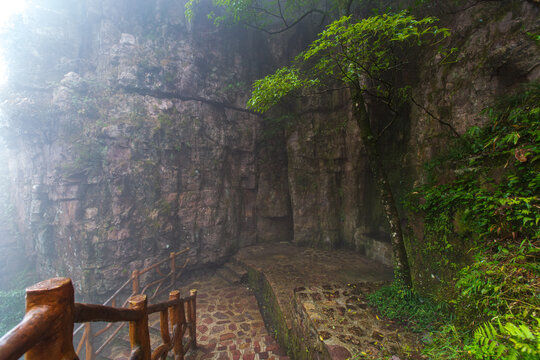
[0,277,197,360]
[73,248,191,359]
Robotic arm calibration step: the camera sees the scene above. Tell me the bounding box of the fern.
[470,320,540,359]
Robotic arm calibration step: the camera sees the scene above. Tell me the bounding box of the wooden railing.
[0,277,197,360]
[0,248,195,360]
[74,248,191,359]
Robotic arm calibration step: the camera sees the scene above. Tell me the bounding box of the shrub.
[403,82,540,359]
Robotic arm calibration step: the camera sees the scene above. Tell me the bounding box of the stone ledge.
[234,243,394,359]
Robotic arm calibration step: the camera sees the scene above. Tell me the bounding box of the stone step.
[224,261,248,280]
[97,339,130,360]
[96,354,114,360]
[194,336,290,360]
[97,273,289,359]
[216,266,243,285]
[97,311,184,360]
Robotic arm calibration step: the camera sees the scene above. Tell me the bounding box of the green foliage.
[455,241,538,327]
[0,290,25,337]
[422,324,475,360]
[60,140,107,176]
[409,82,540,241]
[406,82,540,359]
[247,67,319,113]
[525,30,540,45]
[247,11,450,113]
[469,320,540,360]
[367,280,449,332]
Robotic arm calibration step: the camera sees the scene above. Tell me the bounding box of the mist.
[0,0,538,359]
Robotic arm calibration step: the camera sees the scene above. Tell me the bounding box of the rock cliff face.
[285,1,539,270]
[1,0,293,298]
[406,0,539,292]
[0,0,538,297]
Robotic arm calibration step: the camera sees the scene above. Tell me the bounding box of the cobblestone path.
[182,274,289,360]
[106,274,289,360]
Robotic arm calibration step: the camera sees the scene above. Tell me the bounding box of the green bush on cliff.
[371,82,539,359]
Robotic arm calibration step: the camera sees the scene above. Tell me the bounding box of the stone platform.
[234,243,423,359]
[234,242,394,327]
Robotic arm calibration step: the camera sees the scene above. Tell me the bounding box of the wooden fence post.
[159,308,170,347]
[128,294,151,360]
[26,278,78,360]
[188,289,197,348]
[168,290,184,360]
[85,323,93,360]
[169,252,176,288]
[132,270,140,295]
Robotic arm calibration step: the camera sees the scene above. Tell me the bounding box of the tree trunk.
[352,90,412,286]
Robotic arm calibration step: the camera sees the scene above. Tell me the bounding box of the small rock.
[120,33,136,45]
[60,72,86,91]
[326,345,352,360]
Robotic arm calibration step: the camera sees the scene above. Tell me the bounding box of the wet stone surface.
[234,243,426,359]
[235,243,394,329]
[183,275,289,360]
[101,244,419,360]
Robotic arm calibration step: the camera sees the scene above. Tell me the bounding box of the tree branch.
[345,0,354,16]
[410,96,460,137]
[277,0,288,27]
[240,9,326,35]
[375,114,398,142]
[251,6,281,19]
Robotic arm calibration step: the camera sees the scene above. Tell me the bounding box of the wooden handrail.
[147,297,183,314]
[85,323,93,360]
[73,248,190,359]
[128,295,151,359]
[0,306,58,360]
[74,303,144,323]
[0,278,78,360]
[0,277,198,360]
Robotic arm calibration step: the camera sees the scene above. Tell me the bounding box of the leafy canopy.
[247,11,451,113]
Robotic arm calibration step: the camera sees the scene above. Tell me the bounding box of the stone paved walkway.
[105,274,289,360]
[182,275,289,360]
